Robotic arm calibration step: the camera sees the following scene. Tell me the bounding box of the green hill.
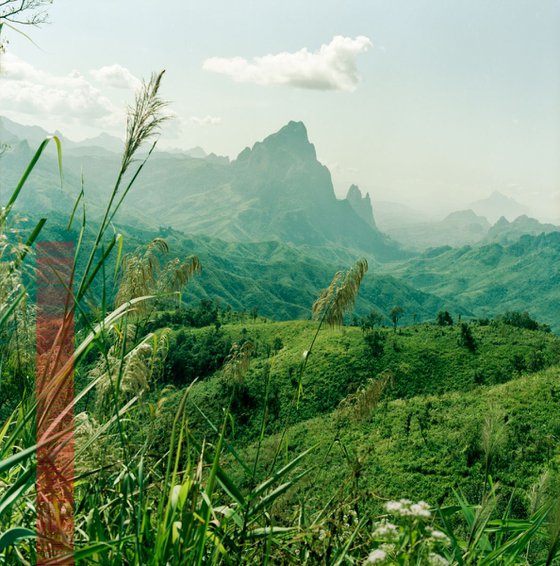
[19,212,450,323]
[151,318,560,463]
[383,232,560,331]
[240,363,560,517]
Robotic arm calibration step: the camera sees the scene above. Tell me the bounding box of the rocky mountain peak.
[236,121,316,164]
[345,184,376,228]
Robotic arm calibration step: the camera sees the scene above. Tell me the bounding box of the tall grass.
[0,72,322,565]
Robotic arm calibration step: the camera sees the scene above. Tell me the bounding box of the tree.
[364,330,385,358]
[390,306,404,332]
[358,309,386,359]
[459,322,477,353]
[498,311,550,333]
[0,0,53,53]
[358,309,385,333]
[0,0,52,26]
[436,310,453,326]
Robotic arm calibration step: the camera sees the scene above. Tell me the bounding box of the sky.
[1,0,560,220]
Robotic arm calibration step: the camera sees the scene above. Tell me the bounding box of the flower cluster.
[372,521,399,541]
[363,499,450,565]
[384,498,431,519]
[365,547,389,563]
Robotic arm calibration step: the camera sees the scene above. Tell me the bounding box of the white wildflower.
[373,522,399,541]
[428,553,449,565]
[364,549,387,564]
[410,501,431,519]
[385,499,431,518]
[427,527,450,544]
[384,500,403,514]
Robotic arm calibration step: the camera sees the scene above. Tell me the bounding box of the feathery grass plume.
[157,255,202,295]
[115,238,200,315]
[121,71,168,176]
[312,258,368,328]
[223,341,254,385]
[73,411,119,475]
[75,71,168,304]
[284,258,368,414]
[115,238,169,307]
[92,329,170,416]
[529,470,552,516]
[480,406,508,484]
[338,370,393,423]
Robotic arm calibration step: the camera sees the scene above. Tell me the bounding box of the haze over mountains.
[1,115,559,328]
[1,115,553,251]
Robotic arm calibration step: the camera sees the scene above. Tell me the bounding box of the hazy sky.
[2,0,560,219]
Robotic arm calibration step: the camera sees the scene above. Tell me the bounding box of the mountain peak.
[279,120,308,137]
[345,184,376,229]
[347,183,362,200]
[470,191,530,223]
[261,120,312,153]
[236,120,316,164]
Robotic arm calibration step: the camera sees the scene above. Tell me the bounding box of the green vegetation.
[2,55,560,565]
[385,234,560,331]
[237,364,560,519]
[151,317,560,445]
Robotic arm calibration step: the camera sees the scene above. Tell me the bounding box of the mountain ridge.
[0,118,408,262]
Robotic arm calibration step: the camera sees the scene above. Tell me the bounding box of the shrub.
[498,310,550,333]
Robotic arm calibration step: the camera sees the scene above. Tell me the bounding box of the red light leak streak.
[36,242,75,565]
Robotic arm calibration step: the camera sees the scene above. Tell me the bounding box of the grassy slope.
[151,319,560,517]
[163,320,560,434]
[241,364,560,518]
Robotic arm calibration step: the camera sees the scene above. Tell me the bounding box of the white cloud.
[190,115,222,126]
[203,35,372,91]
[90,64,141,90]
[0,53,121,123]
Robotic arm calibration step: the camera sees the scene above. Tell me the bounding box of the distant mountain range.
[1,115,554,255]
[386,232,560,330]
[0,116,124,154]
[376,205,558,250]
[2,115,559,329]
[376,209,490,249]
[470,191,531,223]
[1,117,406,262]
[484,215,559,244]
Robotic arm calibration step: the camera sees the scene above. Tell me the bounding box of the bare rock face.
[345,184,377,229]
